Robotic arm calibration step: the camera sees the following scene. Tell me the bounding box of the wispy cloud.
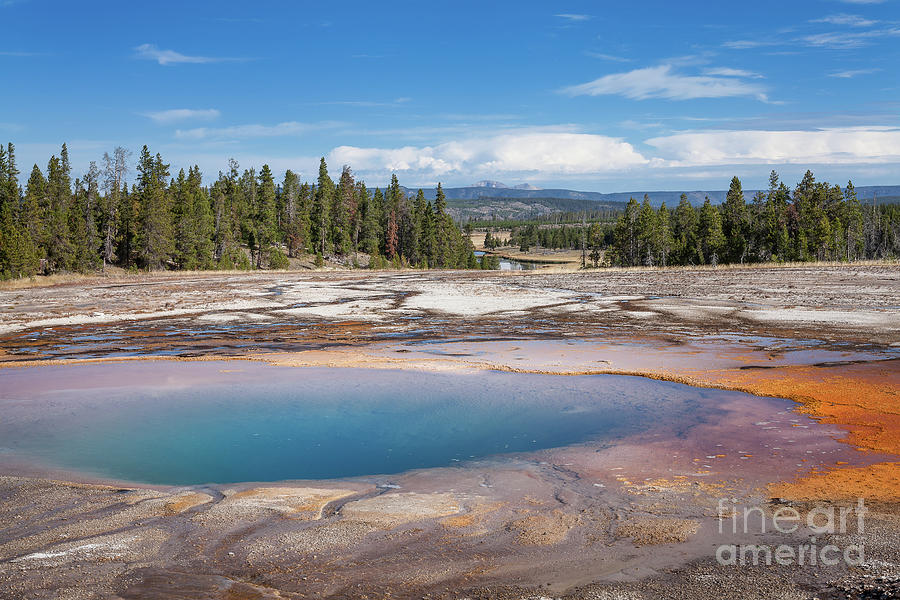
[703,67,764,79]
[838,0,888,4]
[619,119,664,130]
[586,51,632,62]
[801,27,900,49]
[555,14,592,21]
[723,40,779,50]
[645,127,900,166]
[0,50,43,56]
[560,65,769,101]
[439,113,521,121]
[812,14,878,27]
[312,98,410,108]
[142,108,221,123]
[213,16,264,24]
[134,43,247,66]
[175,120,344,140]
[828,67,881,78]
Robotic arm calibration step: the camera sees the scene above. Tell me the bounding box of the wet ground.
[0,265,898,599]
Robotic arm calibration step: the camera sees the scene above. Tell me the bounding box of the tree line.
[0,142,478,279]
[505,170,898,267]
[606,172,898,267]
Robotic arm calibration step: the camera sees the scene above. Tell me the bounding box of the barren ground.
[0,264,898,599]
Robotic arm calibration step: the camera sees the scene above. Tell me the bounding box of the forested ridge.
[0,143,478,279]
[507,172,900,267]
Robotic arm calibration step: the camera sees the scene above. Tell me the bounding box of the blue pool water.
[0,362,736,485]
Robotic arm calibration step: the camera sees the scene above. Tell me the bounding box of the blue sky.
[1,0,898,192]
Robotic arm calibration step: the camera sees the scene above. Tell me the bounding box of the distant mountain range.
[403,182,900,208]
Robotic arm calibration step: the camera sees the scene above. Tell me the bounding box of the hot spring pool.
[0,361,771,485]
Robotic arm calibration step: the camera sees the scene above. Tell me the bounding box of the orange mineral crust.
[769,462,900,502]
[700,359,900,455]
[696,359,900,501]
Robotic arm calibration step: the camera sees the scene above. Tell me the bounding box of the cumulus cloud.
[175,120,344,140]
[143,108,221,123]
[561,65,769,101]
[328,132,647,179]
[645,127,900,167]
[134,43,246,66]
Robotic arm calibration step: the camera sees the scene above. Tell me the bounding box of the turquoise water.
[0,363,736,485]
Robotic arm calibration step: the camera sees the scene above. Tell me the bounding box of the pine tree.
[311,158,333,256]
[331,166,355,255]
[135,146,173,270]
[385,209,399,259]
[281,169,301,256]
[673,194,698,265]
[698,197,725,265]
[433,183,450,267]
[44,148,73,271]
[100,147,129,267]
[255,164,277,267]
[722,176,747,263]
[297,182,313,254]
[410,189,428,265]
[68,163,101,272]
[172,168,194,269]
[384,174,405,258]
[656,202,674,267]
[844,181,864,261]
[612,197,640,266]
[360,186,382,257]
[637,195,657,266]
[117,180,137,268]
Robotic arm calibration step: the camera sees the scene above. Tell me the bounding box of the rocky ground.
[0,264,898,599]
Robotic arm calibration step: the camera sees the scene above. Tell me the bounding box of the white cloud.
[555,13,592,21]
[722,40,778,50]
[134,43,245,66]
[328,132,648,180]
[838,0,887,3]
[586,52,632,62]
[143,108,221,123]
[828,68,881,78]
[175,120,344,140]
[703,67,764,79]
[812,14,878,27]
[313,98,410,107]
[561,65,769,101]
[645,127,900,166]
[801,27,900,49]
